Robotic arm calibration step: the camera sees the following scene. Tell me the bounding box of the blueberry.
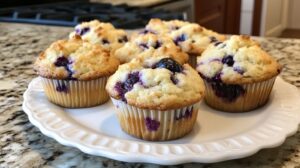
[153,58,183,73]
[114,82,126,102]
[118,36,128,43]
[174,34,186,45]
[75,27,90,36]
[139,29,148,34]
[184,106,193,118]
[211,82,245,102]
[75,28,81,35]
[54,57,76,80]
[124,72,140,91]
[153,41,161,49]
[56,82,68,93]
[145,117,160,131]
[172,26,180,30]
[233,67,244,75]
[102,39,109,44]
[114,72,141,102]
[277,68,281,73]
[199,72,245,102]
[139,43,149,49]
[54,57,69,67]
[222,55,234,66]
[139,29,155,34]
[114,82,127,102]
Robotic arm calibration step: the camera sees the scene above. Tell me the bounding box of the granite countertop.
[1,23,300,168]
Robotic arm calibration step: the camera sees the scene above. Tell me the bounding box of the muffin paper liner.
[40,77,109,108]
[111,98,200,141]
[204,76,277,112]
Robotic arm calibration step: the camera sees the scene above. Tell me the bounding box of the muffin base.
[204,76,277,112]
[41,77,109,108]
[111,98,200,141]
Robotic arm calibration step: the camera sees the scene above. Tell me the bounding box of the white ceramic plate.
[23,77,300,165]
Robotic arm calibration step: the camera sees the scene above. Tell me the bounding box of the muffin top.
[114,33,188,64]
[145,19,226,55]
[34,38,119,80]
[69,20,128,53]
[106,57,205,110]
[197,35,281,84]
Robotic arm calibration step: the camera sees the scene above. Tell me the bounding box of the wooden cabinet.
[194,0,241,34]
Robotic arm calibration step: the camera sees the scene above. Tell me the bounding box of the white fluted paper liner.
[40,77,109,108]
[204,76,277,112]
[111,98,200,141]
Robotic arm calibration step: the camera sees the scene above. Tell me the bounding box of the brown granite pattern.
[0,23,300,168]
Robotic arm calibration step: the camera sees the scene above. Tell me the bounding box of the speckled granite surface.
[1,23,300,168]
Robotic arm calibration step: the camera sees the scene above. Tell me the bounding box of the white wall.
[239,0,254,35]
[260,0,289,36]
[288,0,300,29]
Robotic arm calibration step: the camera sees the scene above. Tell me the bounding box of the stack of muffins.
[34,19,281,141]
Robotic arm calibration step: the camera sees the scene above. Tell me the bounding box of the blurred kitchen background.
[0,0,299,38]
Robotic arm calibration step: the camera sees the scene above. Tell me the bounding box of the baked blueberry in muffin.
[197,35,281,112]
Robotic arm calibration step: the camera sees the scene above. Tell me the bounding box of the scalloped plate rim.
[22,77,300,165]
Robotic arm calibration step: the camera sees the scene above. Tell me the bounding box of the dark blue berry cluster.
[75,27,90,36]
[114,72,141,102]
[153,58,183,85]
[199,72,245,102]
[174,34,186,45]
[152,58,183,73]
[222,55,234,67]
[56,82,68,93]
[54,56,75,80]
[145,117,160,131]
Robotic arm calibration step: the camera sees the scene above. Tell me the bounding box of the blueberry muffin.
[106,57,205,141]
[197,35,281,112]
[114,33,188,64]
[69,20,128,53]
[144,19,226,67]
[34,38,119,108]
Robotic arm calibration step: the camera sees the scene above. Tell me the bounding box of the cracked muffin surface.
[197,35,281,84]
[34,38,119,80]
[106,58,205,110]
